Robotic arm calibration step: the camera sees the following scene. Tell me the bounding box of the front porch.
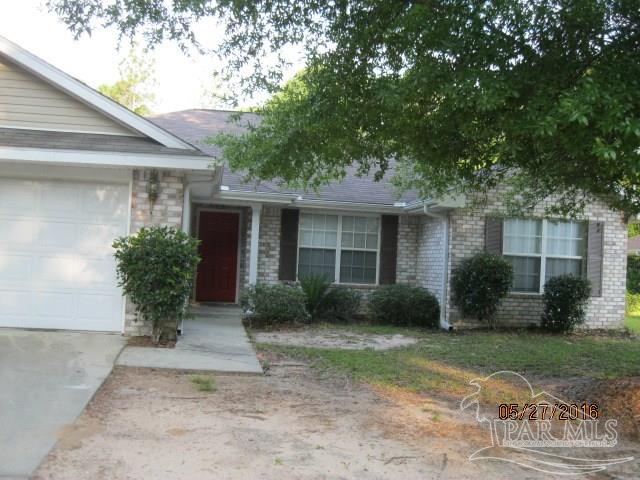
[185,198,279,304]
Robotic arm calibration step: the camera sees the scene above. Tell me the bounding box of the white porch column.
[181,185,191,233]
[249,203,262,285]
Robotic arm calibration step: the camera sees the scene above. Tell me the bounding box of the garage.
[0,177,129,331]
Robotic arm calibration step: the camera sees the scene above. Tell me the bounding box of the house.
[0,37,627,335]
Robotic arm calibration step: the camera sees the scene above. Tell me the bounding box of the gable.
[0,56,140,136]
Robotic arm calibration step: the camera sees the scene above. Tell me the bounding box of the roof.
[150,109,418,206]
[0,127,207,157]
[0,35,196,150]
[629,236,640,253]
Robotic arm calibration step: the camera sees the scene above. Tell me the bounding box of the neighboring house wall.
[0,57,138,136]
[125,169,186,335]
[445,187,627,329]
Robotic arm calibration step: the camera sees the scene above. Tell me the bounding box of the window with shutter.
[497,217,587,294]
[296,212,382,284]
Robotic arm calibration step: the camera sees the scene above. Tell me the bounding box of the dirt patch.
[254,328,418,349]
[541,376,640,440]
[34,363,540,480]
[35,357,640,480]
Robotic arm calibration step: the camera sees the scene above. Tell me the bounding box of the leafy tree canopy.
[50,0,640,215]
[98,44,156,115]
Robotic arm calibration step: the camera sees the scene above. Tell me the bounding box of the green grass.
[190,374,216,392]
[257,329,640,399]
[625,314,640,334]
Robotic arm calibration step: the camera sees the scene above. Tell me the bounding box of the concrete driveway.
[0,329,124,479]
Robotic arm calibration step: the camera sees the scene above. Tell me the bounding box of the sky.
[0,0,303,114]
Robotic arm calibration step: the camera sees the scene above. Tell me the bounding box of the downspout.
[423,206,453,331]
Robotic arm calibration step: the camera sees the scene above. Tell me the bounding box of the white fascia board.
[0,146,214,171]
[217,190,403,213]
[0,36,193,150]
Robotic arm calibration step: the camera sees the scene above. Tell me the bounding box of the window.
[298,213,380,284]
[503,218,585,293]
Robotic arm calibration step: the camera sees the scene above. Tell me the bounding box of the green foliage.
[98,44,156,115]
[541,275,592,333]
[49,0,640,216]
[629,223,640,238]
[368,284,439,328]
[451,253,513,327]
[240,283,308,326]
[299,274,332,321]
[626,292,640,315]
[112,226,200,344]
[323,286,362,322]
[627,254,640,294]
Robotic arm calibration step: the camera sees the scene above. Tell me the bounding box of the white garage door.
[0,177,129,331]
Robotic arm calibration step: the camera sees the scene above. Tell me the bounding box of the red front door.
[196,211,239,302]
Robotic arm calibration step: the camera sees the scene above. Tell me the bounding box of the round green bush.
[323,286,362,322]
[113,226,200,344]
[451,253,513,327]
[368,284,440,328]
[541,274,591,333]
[240,283,308,326]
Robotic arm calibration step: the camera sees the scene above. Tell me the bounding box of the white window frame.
[503,218,585,294]
[296,210,381,285]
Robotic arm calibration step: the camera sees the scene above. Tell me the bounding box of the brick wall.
[125,169,185,336]
[416,215,447,302]
[396,215,419,284]
[444,187,627,329]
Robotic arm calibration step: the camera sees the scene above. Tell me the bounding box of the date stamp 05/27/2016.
[498,402,600,421]
[460,371,634,475]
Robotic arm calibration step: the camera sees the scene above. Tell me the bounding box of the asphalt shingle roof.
[0,127,207,157]
[149,109,418,206]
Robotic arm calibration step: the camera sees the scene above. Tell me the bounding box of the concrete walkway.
[0,329,124,479]
[117,305,262,374]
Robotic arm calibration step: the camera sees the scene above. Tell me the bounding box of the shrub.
[627,292,640,315]
[627,254,640,294]
[451,253,513,328]
[541,275,591,333]
[113,226,200,344]
[240,283,308,326]
[299,274,332,321]
[323,286,362,321]
[368,284,440,328]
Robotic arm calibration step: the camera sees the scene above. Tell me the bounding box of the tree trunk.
[153,316,178,345]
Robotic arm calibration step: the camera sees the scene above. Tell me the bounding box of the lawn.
[258,328,640,401]
[626,314,640,334]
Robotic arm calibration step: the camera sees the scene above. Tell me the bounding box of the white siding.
[0,57,139,136]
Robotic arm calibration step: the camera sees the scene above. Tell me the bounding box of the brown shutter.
[379,215,399,284]
[279,209,299,281]
[485,217,503,254]
[587,221,604,297]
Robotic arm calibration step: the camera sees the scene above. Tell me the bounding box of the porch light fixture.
[146,169,160,214]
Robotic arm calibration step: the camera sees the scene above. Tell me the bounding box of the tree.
[49,1,640,216]
[98,45,156,115]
